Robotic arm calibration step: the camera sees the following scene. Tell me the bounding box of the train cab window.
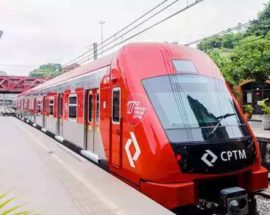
[112,88,120,123]
[96,94,100,123]
[69,95,77,119]
[49,97,54,116]
[88,94,92,122]
[172,60,198,74]
[143,75,248,142]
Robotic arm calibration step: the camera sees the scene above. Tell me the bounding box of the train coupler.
[219,187,248,215]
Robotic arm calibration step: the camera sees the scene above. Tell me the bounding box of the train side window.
[112,88,121,123]
[69,95,77,119]
[96,93,100,123]
[49,97,54,116]
[88,94,92,122]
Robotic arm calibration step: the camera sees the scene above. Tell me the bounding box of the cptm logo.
[201,150,218,167]
[125,132,141,168]
[201,149,247,167]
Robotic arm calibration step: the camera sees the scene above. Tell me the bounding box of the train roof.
[20,51,116,96]
[20,42,218,96]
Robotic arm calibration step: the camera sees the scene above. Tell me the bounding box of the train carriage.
[16,43,268,214]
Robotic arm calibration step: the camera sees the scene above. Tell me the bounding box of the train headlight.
[176,154,182,161]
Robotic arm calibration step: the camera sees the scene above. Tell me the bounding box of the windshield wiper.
[206,113,236,139]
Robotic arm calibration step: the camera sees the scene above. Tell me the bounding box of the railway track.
[256,186,270,215]
[256,191,270,199]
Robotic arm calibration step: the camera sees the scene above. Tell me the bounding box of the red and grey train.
[16,43,268,214]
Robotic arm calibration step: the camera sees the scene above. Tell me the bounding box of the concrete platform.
[0,117,172,215]
[249,121,270,140]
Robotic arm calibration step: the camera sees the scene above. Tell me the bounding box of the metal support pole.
[99,21,105,56]
[93,42,98,60]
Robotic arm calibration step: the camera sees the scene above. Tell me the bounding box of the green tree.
[221,33,244,49]
[205,49,235,84]
[198,33,244,52]
[197,33,270,85]
[247,1,270,36]
[197,36,223,52]
[196,1,270,86]
[228,34,270,84]
[0,71,7,76]
[29,63,62,78]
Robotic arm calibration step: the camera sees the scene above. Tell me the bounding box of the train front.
[117,43,268,214]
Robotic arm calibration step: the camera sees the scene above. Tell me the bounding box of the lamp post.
[99,21,105,56]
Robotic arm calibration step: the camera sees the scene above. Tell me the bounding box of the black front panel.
[171,137,256,174]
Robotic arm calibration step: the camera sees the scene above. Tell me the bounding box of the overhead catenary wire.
[184,20,257,46]
[94,0,180,53]
[68,16,262,66]
[74,0,205,65]
[65,0,205,66]
[88,0,170,48]
[64,0,171,66]
[66,0,178,66]
[75,0,181,64]
[76,0,205,65]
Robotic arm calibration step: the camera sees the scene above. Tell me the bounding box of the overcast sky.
[0,0,268,76]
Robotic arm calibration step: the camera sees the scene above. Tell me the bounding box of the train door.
[86,90,94,151]
[33,98,37,123]
[111,87,121,168]
[42,96,46,128]
[86,89,100,152]
[57,94,64,137]
[94,90,100,153]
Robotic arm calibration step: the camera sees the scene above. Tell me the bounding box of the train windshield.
[143,75,250,143]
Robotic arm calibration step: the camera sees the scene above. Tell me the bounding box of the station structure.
[0,76,46,113]
[0,75,46,93]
